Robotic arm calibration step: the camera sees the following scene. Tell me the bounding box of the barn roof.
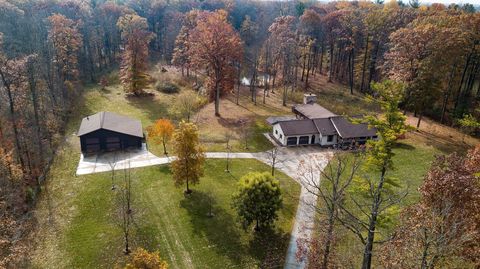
[77,111,143,138]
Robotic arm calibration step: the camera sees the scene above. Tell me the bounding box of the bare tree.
[265,147,285,177]
[118,161,133,255]
[108,151,118,190]
[297,152,362,269]
[224,131,233,173]
[238,120,253,150]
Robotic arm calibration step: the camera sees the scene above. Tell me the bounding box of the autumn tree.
[339,80,409,269]
[187,10,243,116]
[232,172,283,231]
[297,153,362,269]
[148,119,175,155]
[117,13,155,96]
[125,248,168,269]
[380,146,480,268]
[47,13,83,83]
[172,10,199,77]
[171,121,205,194]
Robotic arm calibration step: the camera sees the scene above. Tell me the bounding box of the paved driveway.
[76,144,172,175]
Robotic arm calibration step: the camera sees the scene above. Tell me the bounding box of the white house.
[269,94,378,147]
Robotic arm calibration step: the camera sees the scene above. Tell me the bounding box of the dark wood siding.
[80,129,142,153]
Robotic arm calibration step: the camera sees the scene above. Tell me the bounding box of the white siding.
[319,134,338,146]
[272,124,287,146]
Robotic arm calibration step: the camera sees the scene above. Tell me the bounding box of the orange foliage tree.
[47,13,83,82]
[147,119,175,155]
[124,248,168,269]
[117,14,155,96]
[187,10,243,116]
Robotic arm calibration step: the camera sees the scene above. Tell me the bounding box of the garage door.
[106,137,121,151]
[299,136,309,145]
[85,138,100,153]
[287,137,298,146]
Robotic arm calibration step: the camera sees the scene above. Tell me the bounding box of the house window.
[280,134,283,139]
[327,135,334,142]
[275,130,278,135]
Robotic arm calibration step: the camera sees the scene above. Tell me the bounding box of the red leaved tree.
[187,10,243,116]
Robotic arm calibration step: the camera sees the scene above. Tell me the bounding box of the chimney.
[303,93,317,105]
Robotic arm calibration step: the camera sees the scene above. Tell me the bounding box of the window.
[275,130,278,135]
[327,135,334,142]
[280,134,283,139]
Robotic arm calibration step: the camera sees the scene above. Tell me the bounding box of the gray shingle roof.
[292,103,336,119]
[77,111,143,138]
[330,116,376,139]
[313,118,337,135]
[266,115,297,125]
[278,119,318,136]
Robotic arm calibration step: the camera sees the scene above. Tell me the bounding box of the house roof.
[313,118,337,135]
[330,116,376,139]
[266,115,297,125]
[292,103,337,119]
[277,119,318,136]
[77,111,143,138]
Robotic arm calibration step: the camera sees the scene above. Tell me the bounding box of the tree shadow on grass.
[248,227,290,268]
[179,190,245,265]
[394,142,416,151]
[126,94,171,123]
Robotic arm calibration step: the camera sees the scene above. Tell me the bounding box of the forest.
[0,0,479,268]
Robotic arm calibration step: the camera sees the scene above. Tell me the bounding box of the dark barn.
[77,112,144,154]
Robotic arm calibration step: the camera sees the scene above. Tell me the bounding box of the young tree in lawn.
[47,14,83,83]
[188,10,243,117]
[118,162,133,255]
[379,146,480,268]
[232,172,283,231]
[124,248,168,269]
[224,131,233,173]
[171,121,205,194]
[339,80,409,269]
[147,119,175,155]
[297,153,362,269]
[117,14,155,96]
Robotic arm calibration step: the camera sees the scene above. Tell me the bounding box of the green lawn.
[29,71,301,268]
[32,157,300,269]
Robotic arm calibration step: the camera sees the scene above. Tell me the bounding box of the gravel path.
[76,146,331,268]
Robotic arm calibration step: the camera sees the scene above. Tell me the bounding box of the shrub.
[155,81,179,94]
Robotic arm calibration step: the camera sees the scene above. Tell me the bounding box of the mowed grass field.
[29,74,300,268]
[31,156,299,268]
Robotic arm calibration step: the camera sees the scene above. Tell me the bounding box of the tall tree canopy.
[117,13,155,96]
[187,9,243,116]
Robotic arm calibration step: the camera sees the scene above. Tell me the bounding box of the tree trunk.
[349,49,355,95]
[360,34,370,93]
[440,64,457,123]
[328,43,334,82]
[215,76,220,117]
[367,41,379,92]
[0,69,25,169]
[361,165,387,269]
[319,41,324,74]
